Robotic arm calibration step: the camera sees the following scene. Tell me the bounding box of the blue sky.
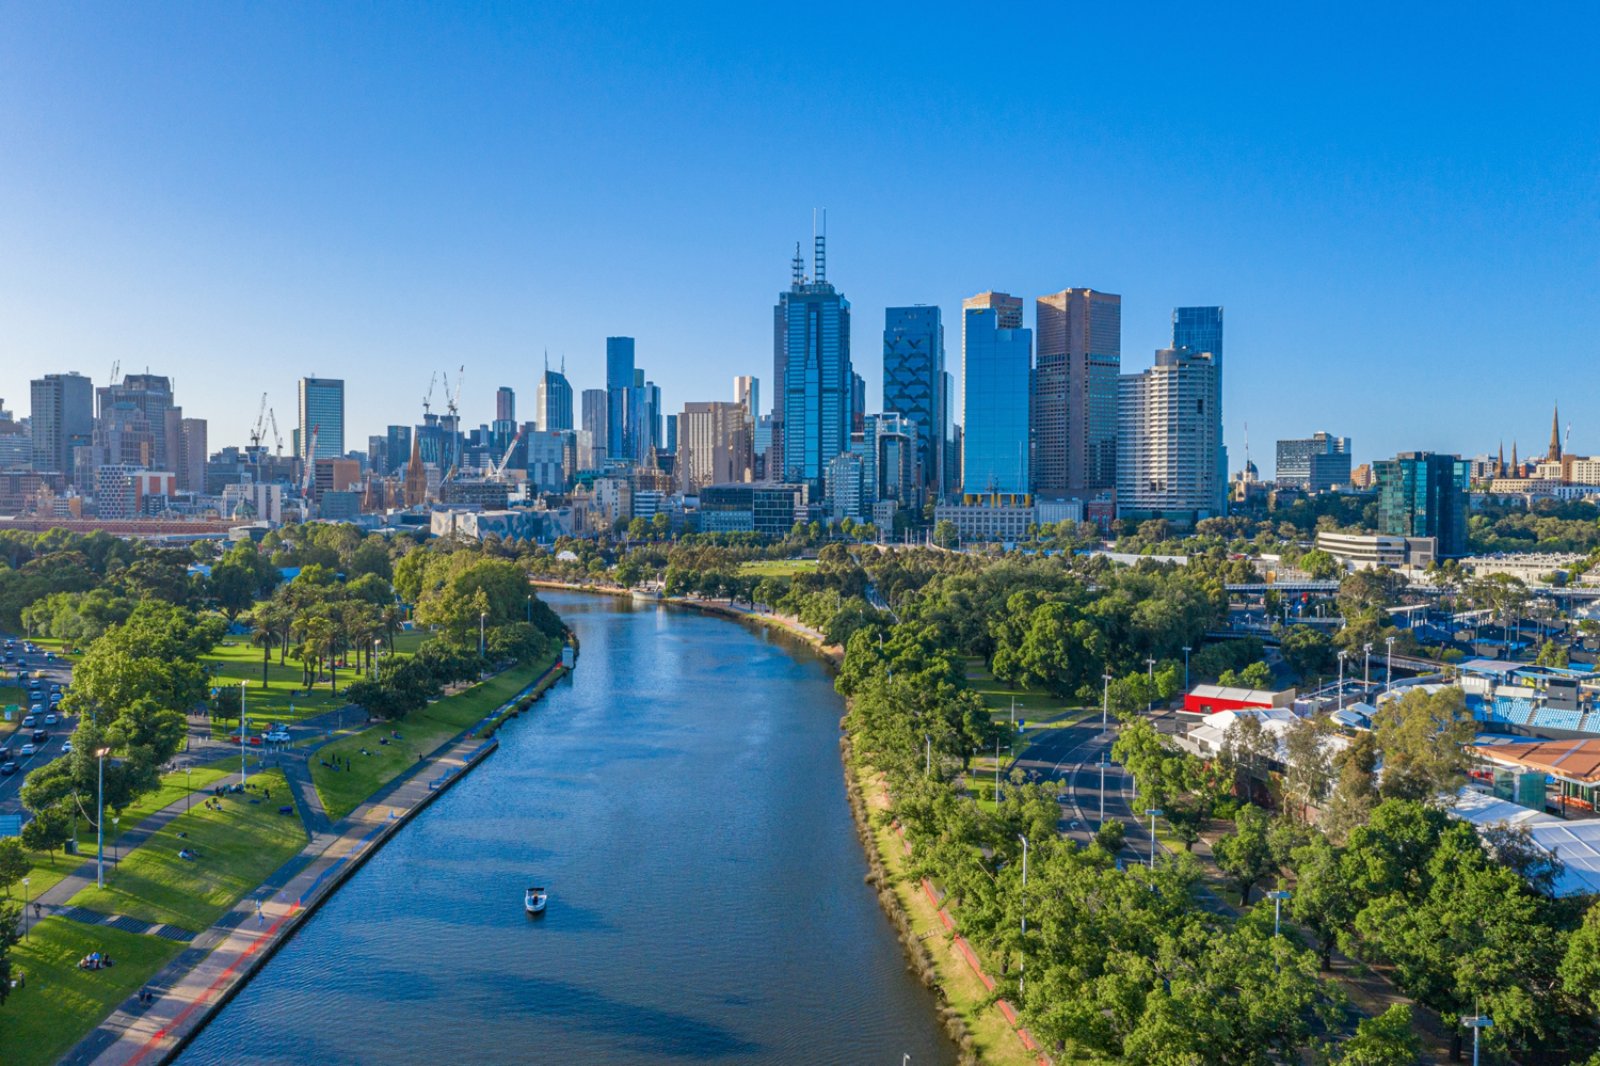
[2,3,1597,471]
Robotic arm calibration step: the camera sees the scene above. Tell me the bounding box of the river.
[176,591,953,1066]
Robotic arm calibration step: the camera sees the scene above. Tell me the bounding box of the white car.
[44,713,58,725]
[61,740,73,754]
[18,743,36,757]
[264,729,292,744]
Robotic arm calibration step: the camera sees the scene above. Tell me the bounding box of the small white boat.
[524,886,548,915]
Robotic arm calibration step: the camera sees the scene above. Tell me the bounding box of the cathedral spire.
[1549,403,1562,461]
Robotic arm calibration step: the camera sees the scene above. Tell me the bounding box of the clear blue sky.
[3,3,1597,471]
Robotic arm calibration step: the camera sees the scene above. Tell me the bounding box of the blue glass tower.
[883,305,945,496]
[605,337,634,459]
[774,234,853,493]
[1173,306,1225,501]
[961,297,1032,501]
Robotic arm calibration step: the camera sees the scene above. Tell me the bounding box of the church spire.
[1549,403,1562,461]
[1497,440,1505,477]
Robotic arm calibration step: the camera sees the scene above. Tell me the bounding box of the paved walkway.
[64,664,559,1066]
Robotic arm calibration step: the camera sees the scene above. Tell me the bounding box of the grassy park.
[201,628,426,730]
[67,769,306,931]
[737,558,819,577]
[311,652,555,820]
[0,918,185,1066]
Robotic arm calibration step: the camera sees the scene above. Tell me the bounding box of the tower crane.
[491,425,526,481]
[441,364,465,483]
[422,372,437,418]
[267,408,284,456]
[301,424,319,497]
[249,393,269,455]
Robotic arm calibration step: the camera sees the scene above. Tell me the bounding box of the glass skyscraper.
[775,234,853,493]
[961,295,1032,501]
[536,361,574,432]
[297,377,345,460]
[1173,306,1225,493]
[1375,452,1470,558]
[1036,289,1121,496]
[29,371,94,476]
[883,305,945,497]
[605,337,634,459]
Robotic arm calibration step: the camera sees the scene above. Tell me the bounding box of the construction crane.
[440,364,465,483]
[490,425,525,480]
[249,393,269,456]
[108,360,121,387]
[421,371,437,418]
[267,408,284,456]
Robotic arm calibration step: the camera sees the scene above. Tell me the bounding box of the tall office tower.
[606,337,635,459]
[176,417,207,492]
[665,414,678,456]
[30,373,92,476]
[943,370,957,497]
[677,401,752,492]
[1035,288,1121,496]
[774,233,853,493]
[1172,306,1225,498]
[734,376,760,424]
[859,412,919,510]
[1116,348,1223,524]
[850,372,866,434]
[1374,452,1470,558]
[496,386,516,424]
[1275,432,1352,491]
[96,373,175,469]
[297,377,345,460]
[883,305,946,496]
[752,415,772,480]
[961,293,1032,501]
[535,360,574,432]
[384,426,412,477]
[580,389,609,467]
[368,435,388,476]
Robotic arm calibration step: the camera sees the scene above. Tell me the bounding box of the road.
[0,634,79,810]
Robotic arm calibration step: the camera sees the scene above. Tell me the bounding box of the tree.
[1213,804,1277,903]
[1561,900,1600,1013]
[250,625,278,688]
[0,900,18,1006]
[20,806,70,856]
[1320,729,1379,843]
[0,837,27,898]
[1287,832,1354,970]
[1372,687,1475,801]
[1534,640,1569,668]
[1337,1004,1422,1066]
[1282,714,1333,818]
[1280,624,1335,680]
[933,519,958,550]
[1092,818,1125,854]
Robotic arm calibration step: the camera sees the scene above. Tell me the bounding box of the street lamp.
[113,815,120,867]
[1336,650,1347,710]
[479,611,487,659]
[1145,658,1156,711]
[92,744,114,888]
[1145,808,1163,868]
[239,680,249,789]
[1101,673,1112,729]
[1181,646,1191,692]
[1099,751,1107,824]
[185,766,192,814]
[526,594,532,624]
[1363,642,1373,691]
[21,876,30,940]
[1267,889,1292,937]
[1016,833,1029,997]
[1384,635,1396,694]
[1464,1014,1492,1066]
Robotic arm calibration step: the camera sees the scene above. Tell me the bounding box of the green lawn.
[202,627,426,730]
[312,654,552,821]
[966,659,1086,727]
[737,558,819,577]
[0,917,184,1066]
[66,769,306,932]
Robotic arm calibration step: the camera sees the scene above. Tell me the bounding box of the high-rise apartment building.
[495,386,516,424]
[883,305,946,497]
[774,235,854,493]
[961,293,1032,501]
[677,401,752,493]
[175,417,207,492]
[384,426,412,477]
[1276,432,1352,491]
[605,338,635,460]
[1035,288,1121,496]
[1172,306,1225,497]
[1374,452,1470,558]
[734,376,760,424]
[536,362,574,432]
[297,377,345,461]
[1117,348,1223,524]
[96,373,174,470]
[30,372,94,476]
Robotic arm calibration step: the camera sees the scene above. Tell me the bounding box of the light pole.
[1363,642,1373,691]
[1267,889,1291,937]
[526,594,532,624]
[1145,658,1156,711]
[21,876,30,940]
[924,734,931,777]
[1336,650,1347,709]
[994,737,1001,804]
[239,680,248,789]
[1145,808,1163,868]
[479,611,487,659]
[1099,752,1107,824]
[186,767,192,813]
[113,815,120,867]
[1181,646,1191,692]
[1464,1013,1492,1066]
[1385,635,1396,694]
[96,745,110,888]
[1101,673,1112,729]
[1016,833,1029,998]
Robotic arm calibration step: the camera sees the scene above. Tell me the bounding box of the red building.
[1183,684,1295,715]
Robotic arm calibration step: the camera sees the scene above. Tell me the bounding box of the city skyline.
[3,7,1597,465]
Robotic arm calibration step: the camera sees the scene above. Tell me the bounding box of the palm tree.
[251,624,279,689]
[380,604,403,654]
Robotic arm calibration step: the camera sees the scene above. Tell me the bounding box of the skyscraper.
[1375,452,1470,558]
[1036,288,1121,496]
[384,425,412,477]
[1276,432,1351,491]
[677,401,752,492]
[96,373,175,469]
[961,293,1032,500]
[175,417,207,492]
[883,305,946,496]
[734,376,760,424]
[30,372,94,475]
[605,337,634,460]
[297,377,345,461]
[580,389,609,468]
[535,361,574,432]
[1173,306,1225,498]
[1117,348,1223,524]
[495,386,516,424]
[774,233,853,493]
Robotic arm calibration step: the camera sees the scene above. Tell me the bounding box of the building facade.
[774,236,853,494]
[605,337,635,460]
[536,363,574,432]
[1117,348,1223,525]
[677,401,752,493]
[1374,451,1470,558]
[297,377,345,461]
[961,293,1032,501]
[882,305,945,497]
[30,372,95,476]
[1276,431,1352,491]
[1035,289,1121,496]
[1172,306,1225,496]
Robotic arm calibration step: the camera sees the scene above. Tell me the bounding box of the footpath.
[58,659,567,1066]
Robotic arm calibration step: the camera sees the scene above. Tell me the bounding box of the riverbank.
[52,645,576,1066]
[533,579,1040,1066]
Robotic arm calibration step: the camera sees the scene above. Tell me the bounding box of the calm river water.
[177,591,952,1065]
